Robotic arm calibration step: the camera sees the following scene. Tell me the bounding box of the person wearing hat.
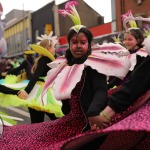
[4,50,35,80]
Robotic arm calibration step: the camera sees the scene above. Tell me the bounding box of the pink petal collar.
[42,43,131,101]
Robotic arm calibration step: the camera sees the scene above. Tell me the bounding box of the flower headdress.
[112,34,122,44]
[133,16,150,55]
[30,31,57,61]
[58,0,86,33]
[143,27,150,38]
[134,16,150,38]
[134,16,150,22]
[36,31,58,46]
[121,10,138,31]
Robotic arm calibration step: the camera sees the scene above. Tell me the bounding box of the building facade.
[4,0,105,57]
[115,0,150,31]
[4,9,32,57]
[4,0,150,57]
[31,1,55,44]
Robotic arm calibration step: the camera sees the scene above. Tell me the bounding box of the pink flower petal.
[53,64,84,100]
[85,53,131,79]
[92,43,128,53]
[65,1,79,10]
[58,9,67,17]
[136,49,148,57]
[42,63,66,99]
[47,56,67,68]
[121,10,132,21]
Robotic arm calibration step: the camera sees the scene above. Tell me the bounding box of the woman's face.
[70,32,89,58]
[123,33,139,50]
[48,42,55,56]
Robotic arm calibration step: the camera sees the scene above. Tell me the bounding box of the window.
[35,29,39,43]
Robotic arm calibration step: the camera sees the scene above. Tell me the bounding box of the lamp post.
[22,1,25,52]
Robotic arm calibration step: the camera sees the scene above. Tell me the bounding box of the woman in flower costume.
[0,31,63,123]
[108,10,148,89]
[0,1,131,149]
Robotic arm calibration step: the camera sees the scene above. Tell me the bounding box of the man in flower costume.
[0,1,131,149]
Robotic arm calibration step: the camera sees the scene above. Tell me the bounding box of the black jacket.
[62,66,108,117]
[108,54,146,89]
[25,56,51,94]
[109,56,150,113]
[8,60,33,79]
[0,56,52,96]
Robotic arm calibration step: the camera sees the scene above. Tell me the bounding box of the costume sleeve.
[86,69,108,117]
[107,77,122,89]
[0,84,19,95]
[24,57,51,94]
[108,55,146,90]
[108,56,150,113]
[7,60,27,75]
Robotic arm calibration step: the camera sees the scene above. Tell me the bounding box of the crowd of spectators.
[0,56,21,79]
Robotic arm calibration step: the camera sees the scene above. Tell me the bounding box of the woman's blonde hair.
[40,39,52,49]
[31,39,53,73]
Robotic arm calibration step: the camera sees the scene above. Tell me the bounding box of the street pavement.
[0,106,31,125]
[0,106,52,125]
